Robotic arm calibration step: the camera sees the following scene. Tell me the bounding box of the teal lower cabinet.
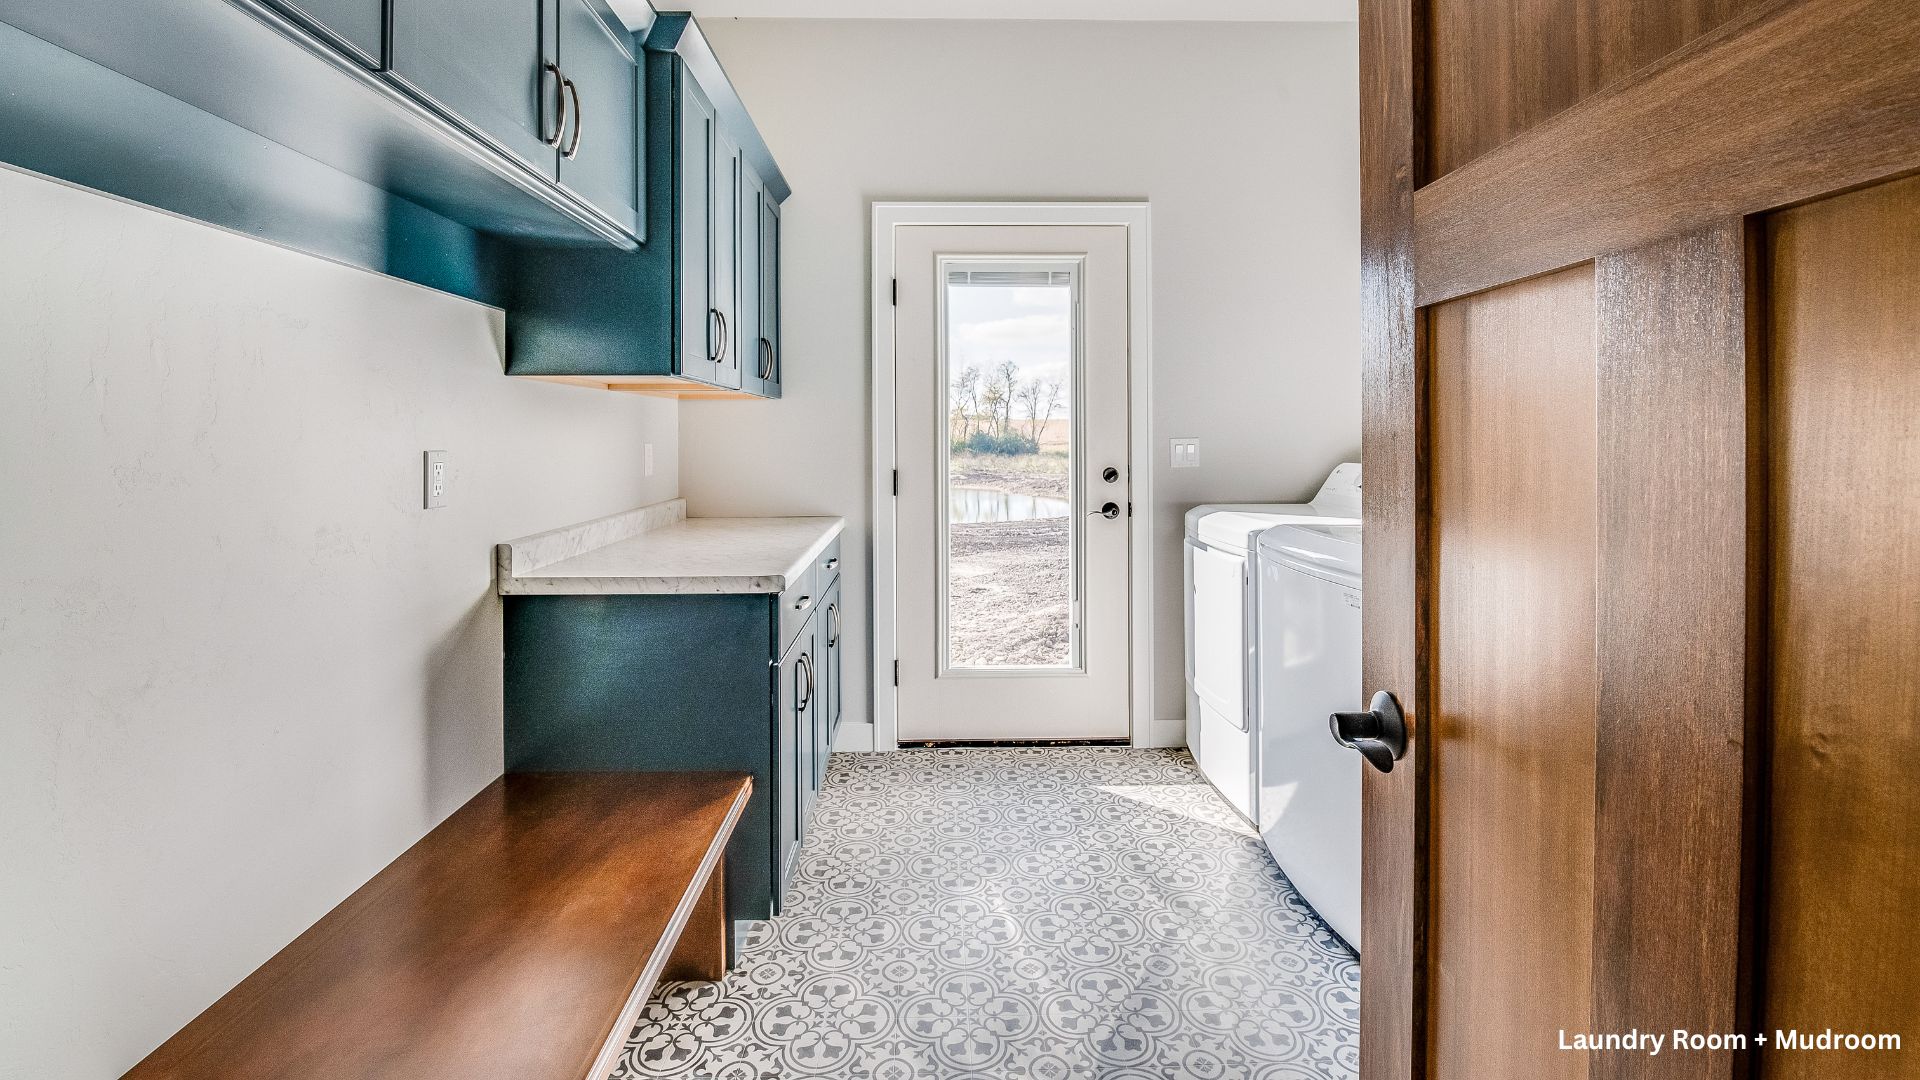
[500,14,788,398]
[503,543,841,950]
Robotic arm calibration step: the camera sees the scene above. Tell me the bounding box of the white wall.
[0,166,677,1078]
[681,19,1361,739]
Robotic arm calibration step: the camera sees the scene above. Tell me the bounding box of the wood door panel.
[1761,173,1920,1079]
[1427,265,1598,1080]
[1425,0,1767,179]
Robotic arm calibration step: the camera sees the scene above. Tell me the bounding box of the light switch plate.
[424,450,449,509]
[1170,438,1200,469]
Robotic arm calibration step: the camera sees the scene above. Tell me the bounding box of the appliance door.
[1188,539,1251,731]
[1257,553,1363,949]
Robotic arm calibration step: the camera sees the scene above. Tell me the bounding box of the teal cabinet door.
[775,630,798,904]
[677,69,722,384]
[390,0,556,176]
[554,0,638,236]
[822,577,843,744]
[737,160,765,397]
[710,128,744,389]
[268,0,386,69]
[816,579,838,785]
[757,188,783,398]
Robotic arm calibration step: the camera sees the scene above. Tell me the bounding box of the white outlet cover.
[1170,438,1200,469]
[424,450,449,509]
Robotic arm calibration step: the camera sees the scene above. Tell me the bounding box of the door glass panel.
[940,262,1079,670]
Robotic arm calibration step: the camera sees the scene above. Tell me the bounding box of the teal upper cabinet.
[500,14,790,398]
[554,0,641,237]
[389,0,555,174]
[264,0,386,69]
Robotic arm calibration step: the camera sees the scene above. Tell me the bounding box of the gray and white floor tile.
[616,747,1359,1079]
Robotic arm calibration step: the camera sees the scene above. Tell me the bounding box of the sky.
[947,283,1074,416]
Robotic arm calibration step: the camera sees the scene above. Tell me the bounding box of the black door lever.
[1330,691,1408,773]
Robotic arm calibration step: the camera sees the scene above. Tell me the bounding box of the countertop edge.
[496,517,844,596]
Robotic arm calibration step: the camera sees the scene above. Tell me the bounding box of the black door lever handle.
[1330,690,1408,774]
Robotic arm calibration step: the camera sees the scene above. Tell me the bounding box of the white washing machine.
[1255,520,1362,950]
[1183,463,1360,821]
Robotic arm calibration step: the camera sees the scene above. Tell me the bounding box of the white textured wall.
[0,166,678,1078]
[682,19,1361,739]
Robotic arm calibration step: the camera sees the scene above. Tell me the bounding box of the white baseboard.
[1148,716,1187,749]
[832,722,876,753]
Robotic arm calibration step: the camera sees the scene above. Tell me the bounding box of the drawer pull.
[823,558,838,571]
[792,594,812,612]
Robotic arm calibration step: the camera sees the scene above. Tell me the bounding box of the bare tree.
[1017,379,1044,445]
[993,359,1020,436]
[1037,378,1064,448]
[950,364,983,442]
[979,375,1008,441]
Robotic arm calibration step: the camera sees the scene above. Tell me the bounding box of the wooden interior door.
[1358,2,1920,1078]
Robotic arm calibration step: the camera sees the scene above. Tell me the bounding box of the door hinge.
[892,469,898,496]
[891,278,898,306]
[894,659,900,686]
[1127,501,1133,518]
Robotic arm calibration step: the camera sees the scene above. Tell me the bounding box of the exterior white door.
[893,224,1131,742]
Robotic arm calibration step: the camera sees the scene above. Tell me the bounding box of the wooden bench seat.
[124,771,752,1080]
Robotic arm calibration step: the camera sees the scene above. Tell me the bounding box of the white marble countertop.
[497,499,844,595]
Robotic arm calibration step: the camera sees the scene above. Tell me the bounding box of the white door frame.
[870,202,1154,751]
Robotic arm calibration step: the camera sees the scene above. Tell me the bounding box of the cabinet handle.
[827,602,839,648]
[823,558,838,572]
[708,309,726,365]
[792,593,812,612]
[542,63,567,148]
[757,338,772,381]
[562,75,583,159]
[796,654,813,711]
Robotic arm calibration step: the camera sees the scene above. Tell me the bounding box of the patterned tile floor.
[614,747,1359,1080]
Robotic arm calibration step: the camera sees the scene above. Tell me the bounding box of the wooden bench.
[124,771,752,1080]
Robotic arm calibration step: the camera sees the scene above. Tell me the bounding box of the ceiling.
[630,0,1356,21]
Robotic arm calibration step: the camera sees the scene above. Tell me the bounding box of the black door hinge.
[1128,502,1133,517]
[891,278,898,306]
[894,660,900,686]
[892,469,898,496]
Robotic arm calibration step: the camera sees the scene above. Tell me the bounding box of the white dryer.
[1255,520,1362,950]
[1183,463,1360,821]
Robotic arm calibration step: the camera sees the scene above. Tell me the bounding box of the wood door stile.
[1592,222,1764,1080]
[1357,1,1426,1077]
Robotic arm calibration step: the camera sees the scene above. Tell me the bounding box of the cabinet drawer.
[815,536,842,588]
[778,565,819,653]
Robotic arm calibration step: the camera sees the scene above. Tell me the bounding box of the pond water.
[949,486,1071,523]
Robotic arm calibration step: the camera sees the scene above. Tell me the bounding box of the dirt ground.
[948,451,1070,500]
[947,517,1072,667]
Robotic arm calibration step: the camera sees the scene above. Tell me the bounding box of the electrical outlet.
[424,450,449,509]
[1170,438,1200,469]
[645,443,655,477]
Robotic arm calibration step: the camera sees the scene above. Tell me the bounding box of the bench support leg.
[663,870,728,981]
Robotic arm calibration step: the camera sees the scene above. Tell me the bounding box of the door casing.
[868,202,1154,752]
